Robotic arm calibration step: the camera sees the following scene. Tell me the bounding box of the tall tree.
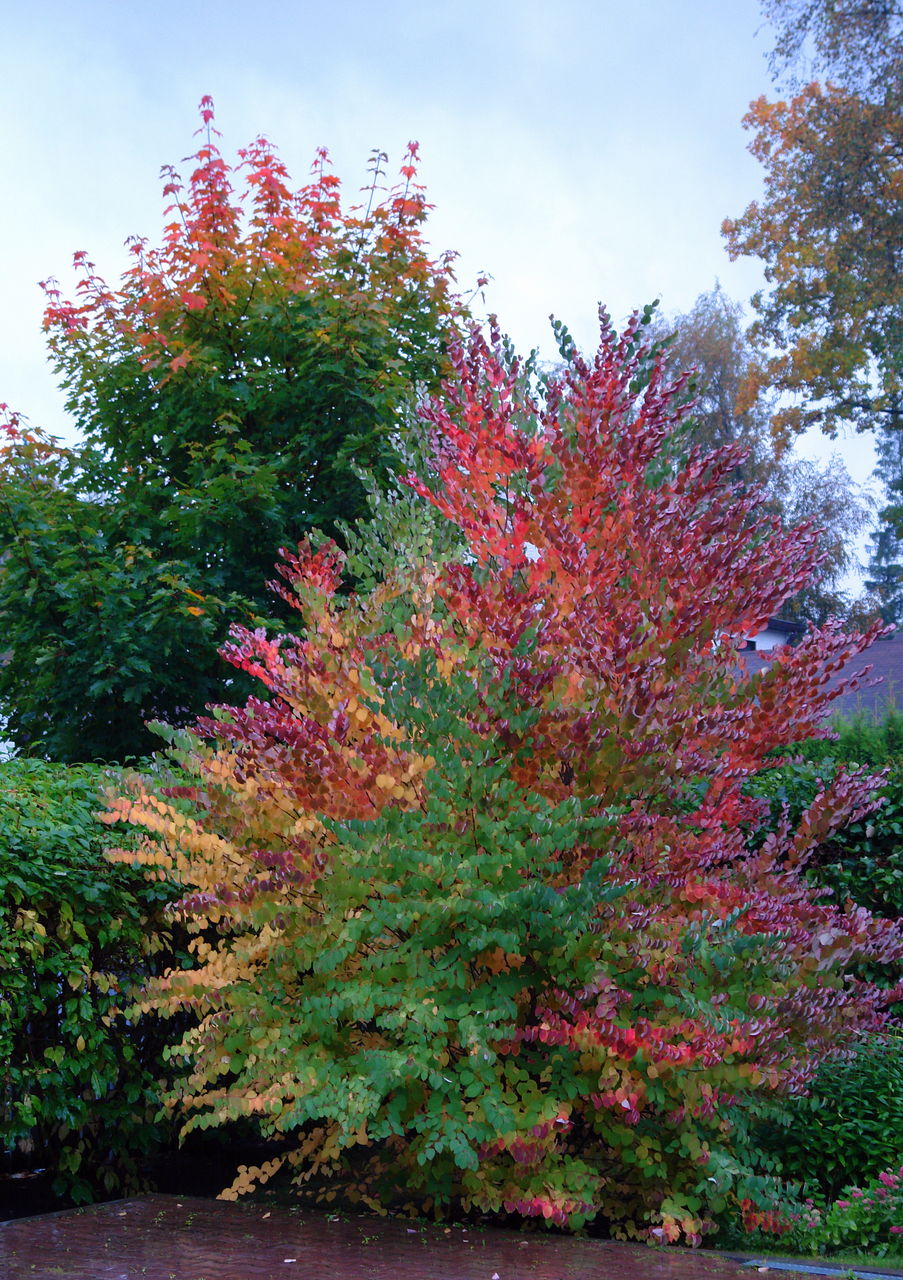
[650,287,872,623]
[648,287,774,485]
[769,453,875,622]
[722,83,902,444]
[0,100,463,762]
[728,3,903,621]
[864,425,903,623]
[759,0,902,94]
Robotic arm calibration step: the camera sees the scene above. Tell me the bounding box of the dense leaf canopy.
[0,100,462,761]
[760,0,902,94]
[723,83,903,443]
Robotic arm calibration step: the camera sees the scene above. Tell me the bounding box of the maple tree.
[106,314,903,1243]
[0,409,238,762]
[0,98,461,761]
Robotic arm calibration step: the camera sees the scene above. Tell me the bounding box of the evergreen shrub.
[0,758,185,1203]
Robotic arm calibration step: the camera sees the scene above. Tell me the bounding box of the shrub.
[754,1034,903,1200]
[758,707,903,922]
[744,733,903,1221]
[811,1167,903,1257]
[105,315,903,1243]
[747,756,903,924]
[802,709,903,768]
[734,1165,903,1259]
[0,758,185,1203]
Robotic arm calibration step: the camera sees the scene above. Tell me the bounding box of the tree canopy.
[759,0,902,93]
[723,83,902,443]
[727,4,903,623]
[0,100,463,762]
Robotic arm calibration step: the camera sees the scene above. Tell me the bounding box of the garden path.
[0,1194,884,1280]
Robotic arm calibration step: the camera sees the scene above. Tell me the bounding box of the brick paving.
[0,1193,834,1280]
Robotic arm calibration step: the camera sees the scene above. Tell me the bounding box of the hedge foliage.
[743,712,903,1218]
[747,756,903,926]
[745,710,903,927]
[0,758,185,1203]
[755,1034,903,1200]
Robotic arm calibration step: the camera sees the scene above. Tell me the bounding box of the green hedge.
[799,709,903,770]
[0,758,186,1203]
[747,756,903,924]
[755,1035,903,1201]
[747,706,903,926]
[740,713,903,1213]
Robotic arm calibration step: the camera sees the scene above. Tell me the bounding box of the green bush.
[751,1035,903,1201]
[730,1164,903,1259]
[0,758,185,1203]
[747,755,903,924]
[791,711,903,920]
[807,1166,903,1257]
[799,708,903,769]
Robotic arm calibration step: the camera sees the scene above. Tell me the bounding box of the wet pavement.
[0,1194,885,1280]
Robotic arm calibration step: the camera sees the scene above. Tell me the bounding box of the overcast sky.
[0,0,879,577]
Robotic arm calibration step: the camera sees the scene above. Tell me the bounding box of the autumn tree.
[650,287,872,622]
[647,287,775,485]
[766,455,875,622]
[107,314,901,1243]
[726,7,902,620]
[759,0,902,94]
[722,83,902,444]
[0,99,462,762]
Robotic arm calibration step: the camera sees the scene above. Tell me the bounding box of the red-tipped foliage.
[109,312,901,1243]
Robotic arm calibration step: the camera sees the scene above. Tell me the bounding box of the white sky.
[0,0,880,583]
